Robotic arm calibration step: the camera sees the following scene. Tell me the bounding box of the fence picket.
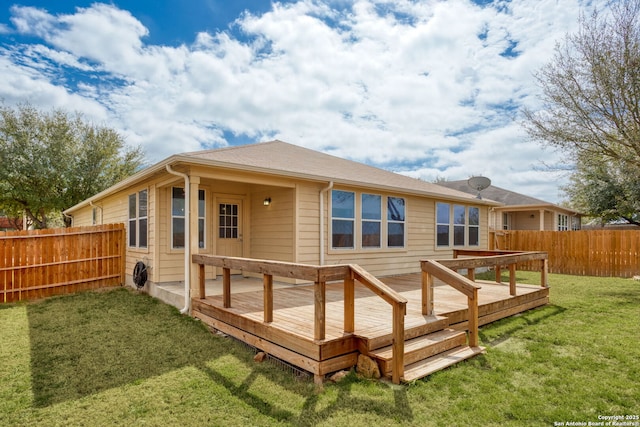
[492,229,640,277]
[0,224,125,303]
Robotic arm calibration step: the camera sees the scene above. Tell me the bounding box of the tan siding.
[68,166,492,287]
[249,187,294,262]
[157,184,188,283]
[296,183,323,265]
[70,178,165,286]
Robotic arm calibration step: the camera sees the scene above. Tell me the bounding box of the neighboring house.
[0,211,22,231]
[64,140,500,306]
[437,180,582,231]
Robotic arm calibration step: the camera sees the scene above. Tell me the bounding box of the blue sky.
[0,0,607,202]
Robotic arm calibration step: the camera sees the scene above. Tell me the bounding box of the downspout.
[166,164,191,314]
[319,181,333,266]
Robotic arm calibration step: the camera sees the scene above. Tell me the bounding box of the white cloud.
[0,0,609,202]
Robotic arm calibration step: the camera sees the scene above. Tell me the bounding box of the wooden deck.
[192,256,549,383]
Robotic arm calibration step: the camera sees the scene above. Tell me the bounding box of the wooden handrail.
[348,264,407,305]
[421,260,481,347]
[445,250,548,269]
[421,260,480,298]
[192,254,348,282]
[348,264,407,384]
[441,250,549,292]
[192,255,408,384]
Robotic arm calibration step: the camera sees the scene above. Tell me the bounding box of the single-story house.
[436,180,582,231]
[64,140,501,310]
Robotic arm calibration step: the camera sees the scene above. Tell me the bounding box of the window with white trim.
[128,189,147,248]
[436,202,480,247]
[558,214,569,231]
[453,204,466,246]
[436,202,450,246]
[198,190,205,248]
[172,187,185,249]
[387,197,405,248]
[331,190,406,250]
[332,190,355,249]
[172,187,205,249]
[362,194,381,248]
[468,207,479,246]
[502,212,511,230]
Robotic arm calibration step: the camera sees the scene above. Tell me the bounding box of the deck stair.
[362,316,485,382]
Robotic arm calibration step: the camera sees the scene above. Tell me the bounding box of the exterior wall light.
[263,197,271,206]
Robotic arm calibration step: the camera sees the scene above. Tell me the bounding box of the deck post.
[263,274,273,323]
[495,264,502,283]
[223,267,231,308]
[509,263,516,296]
[314,281,326,341]
[468,289,479,347]
[198,263,205,299]
[541,258,549,287]
[344,271,355,333]
[421,270,434,316]
[392,302,406,384]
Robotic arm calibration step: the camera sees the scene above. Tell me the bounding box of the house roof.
[65,140,500,213]
[183,141,498,203]
[437,180,581,215]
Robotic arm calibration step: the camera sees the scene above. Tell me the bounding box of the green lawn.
[1,272,638,426]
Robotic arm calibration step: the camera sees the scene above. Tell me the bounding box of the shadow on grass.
[26,287,413,424]
[27,288,290,410]
[478,304,566,346]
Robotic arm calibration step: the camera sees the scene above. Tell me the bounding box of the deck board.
[192,272,548,375]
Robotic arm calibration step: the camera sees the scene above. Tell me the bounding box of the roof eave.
[64,155,183,214]
[65,154,501,214]
[493,203,582,215]
[181,156,501,205]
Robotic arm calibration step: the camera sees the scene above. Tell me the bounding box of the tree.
[0,103,144,228]
[522,0,640,225]
[564,153,640,225]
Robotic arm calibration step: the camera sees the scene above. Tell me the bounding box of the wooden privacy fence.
[491,230,640,277]
[0,224,125,303]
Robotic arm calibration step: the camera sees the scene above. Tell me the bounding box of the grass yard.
[1,272,638,426]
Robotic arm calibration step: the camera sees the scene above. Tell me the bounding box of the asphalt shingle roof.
[184,140,492,203]
[437,180,552,206]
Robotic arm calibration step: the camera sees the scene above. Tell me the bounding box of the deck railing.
[421,250,549,348]
[421,260,481,347]
[191,255,408,384]
[448,250,549,293]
